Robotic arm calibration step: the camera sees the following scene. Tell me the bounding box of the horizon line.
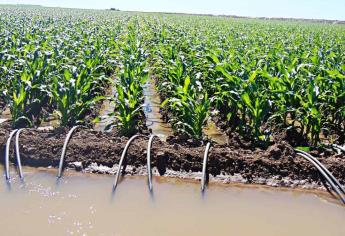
[1,3,345,23]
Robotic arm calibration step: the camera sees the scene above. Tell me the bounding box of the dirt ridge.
[1,123,345,189]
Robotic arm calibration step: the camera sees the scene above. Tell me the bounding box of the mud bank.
[0,100,4,112]
[0,124,345,189]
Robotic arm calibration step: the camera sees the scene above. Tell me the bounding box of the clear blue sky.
[1,0,344,20]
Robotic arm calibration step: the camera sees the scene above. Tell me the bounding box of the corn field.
[0,6,344,148]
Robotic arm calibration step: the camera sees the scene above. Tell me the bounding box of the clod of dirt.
[266,142,295,160]
[156,151,168,175]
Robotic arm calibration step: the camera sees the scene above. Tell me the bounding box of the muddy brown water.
[1,166,345,236]
[94,86,117,132]
[143,79,173,140]
[203,119,228,145]
[0,107,11,122]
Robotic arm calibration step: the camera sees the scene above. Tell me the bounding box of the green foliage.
[162,76,210,140]
[109,21,149,136]
[0,6,344,148]
[51,68,107,127]
[153,16,345,146]
[0,7,117,127]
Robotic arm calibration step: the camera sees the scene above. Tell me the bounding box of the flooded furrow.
[204,119,228,145]
[143,77,173,140]
[1,106,60,128]
[94,86,116,132]
[0,87,115,130]
[0,106,10,124]
[143,77,228,144]
[40,116,60,128]
[1,166,345,236]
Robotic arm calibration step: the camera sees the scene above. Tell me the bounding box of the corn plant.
[51,68,107,127]
[109,21,149,136]
[162,76,210,140]
[0,7,118,128]
[2,49,51,128]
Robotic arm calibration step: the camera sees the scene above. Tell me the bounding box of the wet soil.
[0,97,5,112]
[212,112,345,149]
[0,81,111,129]
[1,122,345,188]
[143,77,173,140]
[94,86,116,131]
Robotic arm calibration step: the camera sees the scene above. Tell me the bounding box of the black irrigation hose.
[113,134,161,192]
[295,150,345,204]
[3,122,345,205]
[4,129,18,181]
[146,134,159,192]
[296,149,345,196]
[57,126,80,178]
[14,128,25,179]
[112,134,147,190]
[333,144,345,154]
[201,142,211,192]
[113,136,212,193]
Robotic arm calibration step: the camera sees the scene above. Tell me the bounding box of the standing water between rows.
[143,78,173,140]
[94,86,117,132]
[143,77,228,144]
[1,166,345,236]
